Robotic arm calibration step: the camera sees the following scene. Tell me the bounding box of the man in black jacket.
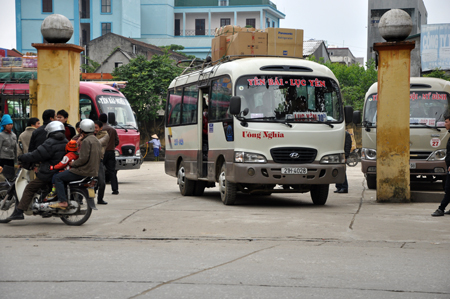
[7,121,68,220]
[28,109,55,153]
[334,130,352,194]
[432,115,450,216]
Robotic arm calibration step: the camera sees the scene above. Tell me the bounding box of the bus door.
[199,88,210,178]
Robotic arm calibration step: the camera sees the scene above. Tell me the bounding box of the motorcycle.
[0,165,97,226]
[346,148,360,167]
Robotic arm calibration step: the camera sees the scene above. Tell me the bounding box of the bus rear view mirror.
[108,112,116,125]
[230,96,242,115]
[353,110,362,125]
[344,106,354,124]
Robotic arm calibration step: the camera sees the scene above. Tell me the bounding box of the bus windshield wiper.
[292,117,334,128]
[114,124,128,132]
[410,122,441,132]
[124,124,139,132]
[247,116,292,127]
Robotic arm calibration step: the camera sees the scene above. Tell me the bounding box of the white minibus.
[165,57,353,205]
[361,77,450,189]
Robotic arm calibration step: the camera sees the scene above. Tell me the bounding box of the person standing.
[148,134,161,161]
[334,130,352,194]
[432,115,450,216]
[56,109,76,140]
[0,114,17,171]
[94,120,109,205]
[17,117,40,156]
[99,113,119,195]
[7,121,67,220]
[28,109,55,153]
[52,119,101,209]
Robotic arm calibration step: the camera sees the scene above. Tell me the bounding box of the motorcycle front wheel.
[60,189,92,226]
[0,192,17,223]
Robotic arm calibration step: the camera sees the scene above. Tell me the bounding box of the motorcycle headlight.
[362,148,377,160]
[235,151,267,163]
[320,153,344,164]
[115,150,120,157]
[428,149,446,161]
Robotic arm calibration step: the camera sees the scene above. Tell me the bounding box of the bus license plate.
[126,158,134,164]
[410,162,416,169]
[281,167,307,174]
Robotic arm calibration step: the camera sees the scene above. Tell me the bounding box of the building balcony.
[175,29,216,36]
[175,0,277,10]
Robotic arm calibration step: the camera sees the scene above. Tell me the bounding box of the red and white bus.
[0,81,141,170]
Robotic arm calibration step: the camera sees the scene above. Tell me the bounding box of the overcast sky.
[0,0,449,62]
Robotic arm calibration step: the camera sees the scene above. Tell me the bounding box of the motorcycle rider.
[51,119,101,209]
[7,121,68,221]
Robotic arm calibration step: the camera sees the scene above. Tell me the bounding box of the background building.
[328,47,363,66]
[16,0,285,58]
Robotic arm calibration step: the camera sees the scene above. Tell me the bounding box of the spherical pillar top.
[41,14,74,43]
[378,9,413,42]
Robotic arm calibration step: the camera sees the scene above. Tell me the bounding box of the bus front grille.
[410,151,432,160]
[121,145,136,156]
[270,147,317,164]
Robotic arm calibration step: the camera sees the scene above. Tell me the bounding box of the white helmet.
[80,119,95,133]
[45,121,65,137]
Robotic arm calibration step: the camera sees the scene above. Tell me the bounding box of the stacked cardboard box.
[265,28,304,58]
[211,26,304,62]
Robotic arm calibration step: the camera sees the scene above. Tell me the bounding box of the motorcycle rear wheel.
[0,192,17,223]
[60,190,92,226]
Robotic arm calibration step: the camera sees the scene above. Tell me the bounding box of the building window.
[195,19,205,36]
[81,0,90,19]
[115,62,123,68]
[272,21,275,28]
[42,0,52,13]
[246,19,256,29]
[220,18,231,27]
[101,0,111,13]
[218,0,229,6]
[175,19,180,36]
[102,23,111,35]
[266,18,270,28]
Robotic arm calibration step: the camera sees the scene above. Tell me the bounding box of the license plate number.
[281,167,307,174]
[410,162,416,169]
[126,158,134,164]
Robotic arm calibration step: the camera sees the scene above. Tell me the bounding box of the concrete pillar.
[373,41,415,202]
[29,79,38,118]
[32,43,84,126]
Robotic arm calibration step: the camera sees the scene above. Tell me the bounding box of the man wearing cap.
[99,113,120,195]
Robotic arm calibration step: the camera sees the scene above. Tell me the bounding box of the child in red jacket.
[46,140,79,200]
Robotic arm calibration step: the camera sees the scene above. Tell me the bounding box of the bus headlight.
[136,149,141,157]
[320,153,344,164]
[428,149,446,161]
[115,150,120,157]
[235,151,267,163]
[361,148,377,160]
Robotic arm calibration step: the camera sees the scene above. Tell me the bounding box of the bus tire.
[310,184,329,205]
[219,163,236,205]
[178,161,195,196]
[366,174,376,190]
[194,181,206,196]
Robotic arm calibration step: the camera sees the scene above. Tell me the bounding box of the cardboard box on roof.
[215,25,241,36]
[226,31,268,57]
[265,28,304,58]
[211,35,227,62]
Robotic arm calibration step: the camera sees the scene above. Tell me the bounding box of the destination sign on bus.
[247,77,326,88]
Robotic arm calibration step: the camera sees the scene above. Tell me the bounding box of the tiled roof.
[303,40,324,56]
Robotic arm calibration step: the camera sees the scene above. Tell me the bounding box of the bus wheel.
[178,161,195,196]
[194,181,206,196]
[219,163,236,205]
[366,174,376,190]
[310,184,329,205]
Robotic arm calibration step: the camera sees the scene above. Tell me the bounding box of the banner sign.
[421,24,450,72]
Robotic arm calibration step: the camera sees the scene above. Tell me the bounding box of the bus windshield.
[235,75,343,122]
[96,95,137,127]
[364,91,449,127]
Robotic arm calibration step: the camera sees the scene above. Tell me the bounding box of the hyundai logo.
[290,152,300,159]
[128,149,132,154]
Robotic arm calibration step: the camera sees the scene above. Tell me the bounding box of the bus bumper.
[361,159,446,177]
[229,162,346,185]
[115,156,142,170]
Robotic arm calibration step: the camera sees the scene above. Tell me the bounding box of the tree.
[308,56,378,111]
[112,53,183,140]
[160,44,197,60]
[80,55,100,73]
[423,68,450,81]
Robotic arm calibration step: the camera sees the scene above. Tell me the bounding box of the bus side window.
[181,85,198,125]
[210,77,232,121]
[167,88,183,126]
[80,94,95,120]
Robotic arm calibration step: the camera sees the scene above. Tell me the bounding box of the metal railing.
[175,29,216,36]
